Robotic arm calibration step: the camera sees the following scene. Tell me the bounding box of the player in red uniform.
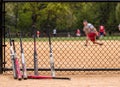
[37,31,40,38]
[99,25,106,38]
[76,29,81,37]
[83,20,103,46]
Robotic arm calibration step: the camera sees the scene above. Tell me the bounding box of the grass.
[4,36,120,42]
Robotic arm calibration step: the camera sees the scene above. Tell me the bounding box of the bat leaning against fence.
[47,25,70,80]
[28,27,70,80]
[8,29,17,79]
[47,25,55,77]
[33,32,39,75]
[12,40,22,80]
[19,32,27,79]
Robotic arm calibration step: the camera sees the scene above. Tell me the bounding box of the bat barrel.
[52,77,71,80]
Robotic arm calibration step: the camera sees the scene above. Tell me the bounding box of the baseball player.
[83,20,103,46]
[76,29,81,37]
[99,25,106,38]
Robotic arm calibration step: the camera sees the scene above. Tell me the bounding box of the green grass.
[4,36,120,42]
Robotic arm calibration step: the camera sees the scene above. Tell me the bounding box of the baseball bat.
[19,32,27,79]
[33,30,38,75]
[8,29,17,79]
[47,25,55,77]
[12,40,22,80]
[28,75,70,80]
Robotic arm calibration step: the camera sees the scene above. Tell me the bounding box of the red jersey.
[99,26,105,32]
[37,31,40,35]
[76,29,80,34]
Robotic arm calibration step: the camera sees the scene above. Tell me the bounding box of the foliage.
[116,3,120,23]
[5,2,120,33]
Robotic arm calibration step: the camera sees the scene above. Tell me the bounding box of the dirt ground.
[0,73,120,87]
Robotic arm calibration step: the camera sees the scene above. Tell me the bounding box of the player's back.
[84,23,95,33]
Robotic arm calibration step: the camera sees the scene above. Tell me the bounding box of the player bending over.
[83,20,103,46]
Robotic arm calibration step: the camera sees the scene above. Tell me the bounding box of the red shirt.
[99,26,105,32]
[37,31,40,35]
[76,29,80,34]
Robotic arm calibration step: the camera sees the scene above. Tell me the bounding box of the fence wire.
[3,33,120,75]
[3,2,120,75]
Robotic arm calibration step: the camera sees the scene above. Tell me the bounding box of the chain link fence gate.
[2,2,120,75]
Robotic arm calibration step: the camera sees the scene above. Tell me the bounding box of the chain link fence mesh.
[4,34,120,75]
[3,2,120,75]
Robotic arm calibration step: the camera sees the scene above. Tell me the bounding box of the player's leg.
[93,36,103,45]
[93,41,103,45]
[100,32,104,38]
[53,34,55,37]
[89,33,103,45]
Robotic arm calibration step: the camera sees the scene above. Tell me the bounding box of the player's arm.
[104,30,106,36]
[83,27,87,36]
[93,28,99,36]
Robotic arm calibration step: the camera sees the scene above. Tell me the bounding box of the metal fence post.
[0,1,3,74]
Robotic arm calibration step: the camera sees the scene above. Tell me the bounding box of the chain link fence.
[3,31,120,75]
[2,2,120,75]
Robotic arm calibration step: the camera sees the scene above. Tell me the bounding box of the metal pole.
[0,1,3,74]
[3,2,6,72]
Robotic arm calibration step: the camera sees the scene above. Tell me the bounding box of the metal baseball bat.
[33,30,38,75]
[47,25,55,77]
[28,75,70,80]
[20,32,27,79]
[12,40,22,80]
[8,29,17,79]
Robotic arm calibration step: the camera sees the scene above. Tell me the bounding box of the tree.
[116,3,120,23]
[5,3,16,31]
[5,2,119,34]
[41,2,75,31]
